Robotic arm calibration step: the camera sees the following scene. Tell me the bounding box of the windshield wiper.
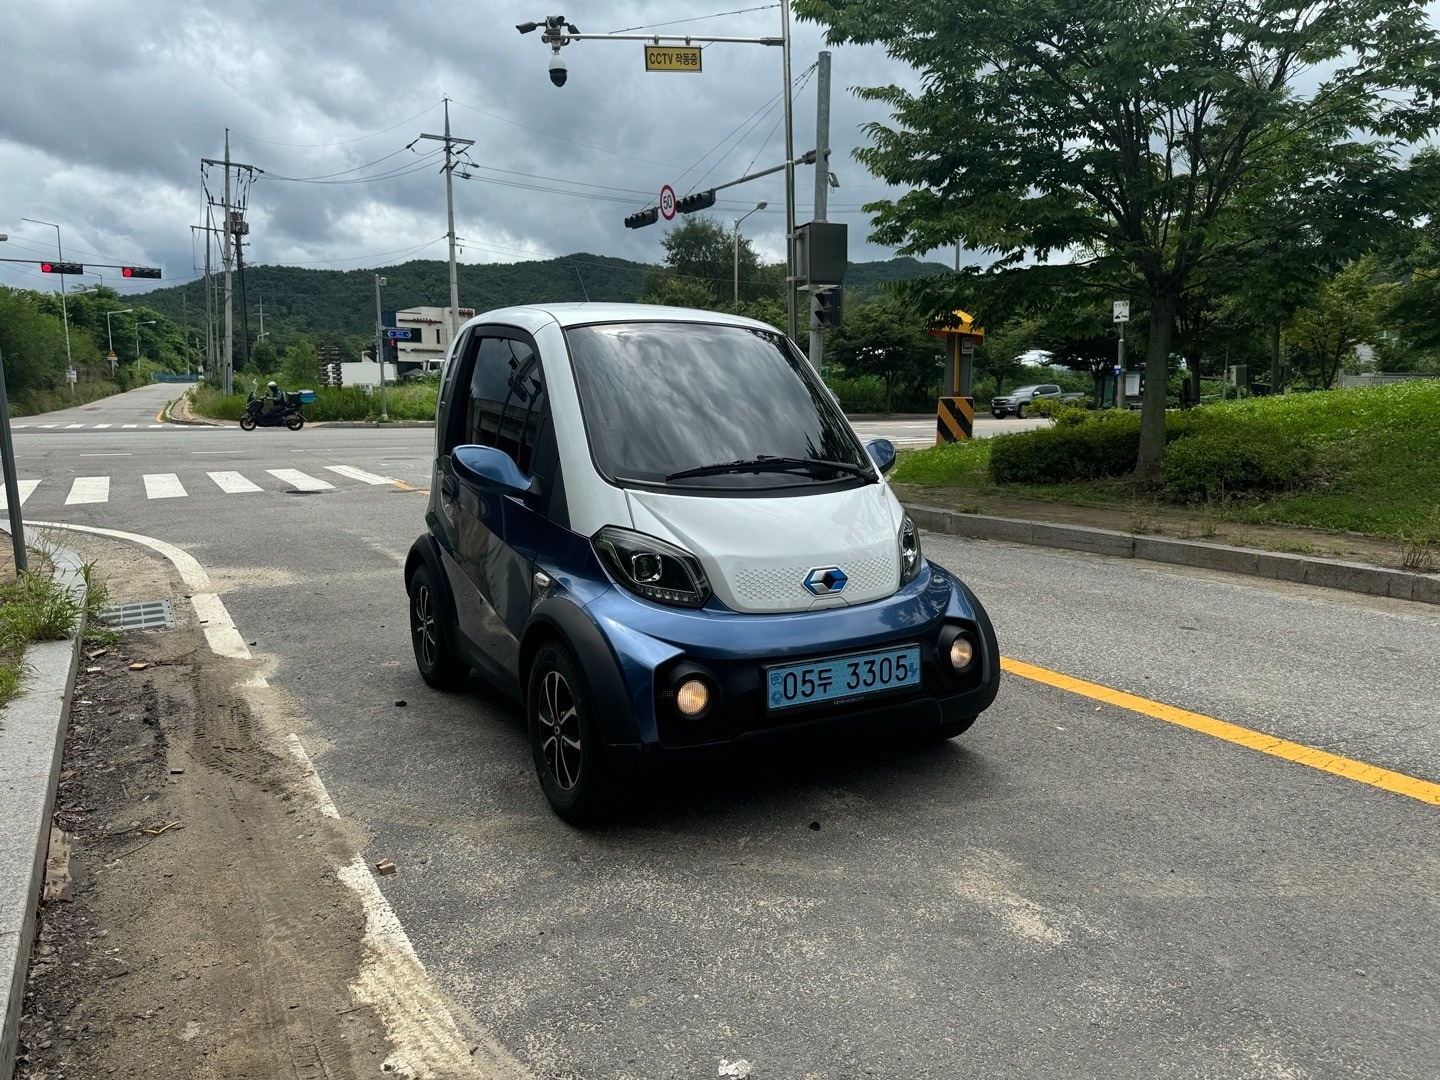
[665,455,872,482]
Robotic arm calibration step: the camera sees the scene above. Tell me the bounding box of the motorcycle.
[240,385,312,431]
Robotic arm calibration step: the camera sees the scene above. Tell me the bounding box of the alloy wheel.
[538,669,582,791]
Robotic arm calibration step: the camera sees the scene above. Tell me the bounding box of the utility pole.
[419,98,474,349]
[202,132,260,394]
[0,345,27,574]
[781,0,798,343]
[808,50,832,371]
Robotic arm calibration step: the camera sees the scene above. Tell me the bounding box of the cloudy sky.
[0,1,930,302]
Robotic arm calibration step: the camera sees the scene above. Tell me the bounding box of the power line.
[448,97,685,171]
[607,4,779,34]
[230,101,444,149]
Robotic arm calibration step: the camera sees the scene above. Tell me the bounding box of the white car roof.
[458,302,780,336]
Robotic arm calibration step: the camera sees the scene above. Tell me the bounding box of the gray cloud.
[1,1,928,301]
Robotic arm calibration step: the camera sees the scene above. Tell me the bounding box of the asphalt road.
[6,385,1438,1079]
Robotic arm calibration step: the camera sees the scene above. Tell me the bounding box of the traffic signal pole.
[0,346,27,574]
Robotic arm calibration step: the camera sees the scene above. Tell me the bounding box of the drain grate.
[98,600,176,631]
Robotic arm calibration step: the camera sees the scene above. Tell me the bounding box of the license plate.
[766,644,922,712]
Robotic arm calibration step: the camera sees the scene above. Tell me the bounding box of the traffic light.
[625,208,659,229]
[121,266,162,279]
[813,287,843,328]
[675,190,717,214]
[39,261,83,275]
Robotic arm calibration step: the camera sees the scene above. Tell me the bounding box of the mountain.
[133,253,951,340]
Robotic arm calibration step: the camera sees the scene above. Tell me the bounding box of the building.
[352,304,475,388]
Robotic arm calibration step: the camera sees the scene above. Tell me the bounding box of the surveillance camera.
[549,53,568,87]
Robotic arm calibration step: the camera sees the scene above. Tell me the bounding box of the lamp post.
[733,202,767,310]
[135,320,156,360]
[105,308,134,370]
[20,218,73,370]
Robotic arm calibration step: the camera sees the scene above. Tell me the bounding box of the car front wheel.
[528,641,611,824]
[408,564,468,690]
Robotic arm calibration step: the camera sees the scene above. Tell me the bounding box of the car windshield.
[564,320,874,489]
[1012,385,1040,394]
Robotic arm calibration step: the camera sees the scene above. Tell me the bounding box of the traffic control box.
[928,310,985,443]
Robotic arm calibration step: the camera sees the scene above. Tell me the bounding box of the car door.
[435,327,561,680]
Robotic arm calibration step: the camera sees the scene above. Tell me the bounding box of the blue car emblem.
[804,566,848,595]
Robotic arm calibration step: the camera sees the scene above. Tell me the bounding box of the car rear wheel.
[408,564,468,690]
[1016,403,1028,419]
[528,641,611,824]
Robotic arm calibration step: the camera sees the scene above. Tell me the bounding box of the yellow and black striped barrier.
[935,396,975,443]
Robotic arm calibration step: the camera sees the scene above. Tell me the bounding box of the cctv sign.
[644,45,702,72]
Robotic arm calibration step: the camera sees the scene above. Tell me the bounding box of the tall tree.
[641,215,773,308]
[1284,257,1389,389]
[827,295,941,413]
[796,0,1440,481]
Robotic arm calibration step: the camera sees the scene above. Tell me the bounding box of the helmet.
[267,381,278,389]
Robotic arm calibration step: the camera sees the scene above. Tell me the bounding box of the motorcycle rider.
[262,380,284,417]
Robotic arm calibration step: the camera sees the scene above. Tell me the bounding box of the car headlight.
[593,526,712,608]
[898,514,922,584]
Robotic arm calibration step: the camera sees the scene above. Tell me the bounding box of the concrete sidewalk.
[0,543,85,1080]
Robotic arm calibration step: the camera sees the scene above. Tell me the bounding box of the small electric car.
[405,304,1000,821]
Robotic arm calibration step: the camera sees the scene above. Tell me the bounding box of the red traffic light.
[122,266,162,279]
[40,261,84,275]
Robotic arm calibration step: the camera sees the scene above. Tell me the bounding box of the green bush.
[190,379,437,422]
[826,375,887,413]
[989,409,1143,483]
[1161,423,1315,500]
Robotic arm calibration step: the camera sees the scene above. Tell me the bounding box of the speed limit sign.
[659,185,677,221]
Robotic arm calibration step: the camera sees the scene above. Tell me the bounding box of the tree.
[1284,258,1389,389]
[826,295,941,413]
[796,0,1440,481]
[640,215,776,309]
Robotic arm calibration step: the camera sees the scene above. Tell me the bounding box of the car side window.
[467,336,547,475]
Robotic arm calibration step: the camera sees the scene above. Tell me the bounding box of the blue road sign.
[385,328,414,340]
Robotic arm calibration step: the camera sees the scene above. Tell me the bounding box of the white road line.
[122,424,138,428]
[325,464,398,486]
[143,473,188,499]
[192,451,244,455]
[65,476,109,505]
[39,423,59,429]
[92,423,112,429]
[0,480,40,506]
[148,424,163,428]
[80,453,131,457]
[65,423,84,429]
[266,468,334,491]
[208,471,263,494]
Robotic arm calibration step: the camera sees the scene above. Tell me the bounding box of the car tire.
[239,414,257,431]
[285,413,304,431]
[922,715,978,743]
[408,563,468,691]
[1016,404,1028,419]
[528,641,611,824]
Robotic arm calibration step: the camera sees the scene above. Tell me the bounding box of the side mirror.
[452,444,533,495]
[864,437,896,475]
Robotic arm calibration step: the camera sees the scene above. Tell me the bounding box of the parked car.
[990,384,1085,418]
[405,303,1001,822]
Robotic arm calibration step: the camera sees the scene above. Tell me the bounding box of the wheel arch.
[521,599,639,746]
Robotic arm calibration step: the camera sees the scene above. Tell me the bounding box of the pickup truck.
[989,384,1085,419]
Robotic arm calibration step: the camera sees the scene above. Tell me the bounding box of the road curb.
[0,543,86,1080]
[161,389,222,427]
[905,504,1440,607]
[312,420,435,428]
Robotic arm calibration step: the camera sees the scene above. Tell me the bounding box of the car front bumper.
[569,562,1001,758]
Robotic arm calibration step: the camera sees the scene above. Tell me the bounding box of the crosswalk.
[12,422,187,430]
[1,465,407,509]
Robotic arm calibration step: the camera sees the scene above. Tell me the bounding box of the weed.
[1128,505,1158,535]
[1398,507,1440,573]
[0,572,82,647]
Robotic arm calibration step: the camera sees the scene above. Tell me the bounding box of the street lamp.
[105,308,134,362]
[733,201,767,309]
[21,218,73,370]
[135,320,156,361]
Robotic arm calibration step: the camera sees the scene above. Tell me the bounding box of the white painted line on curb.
[122,424,138,428]
[92,423,112,429]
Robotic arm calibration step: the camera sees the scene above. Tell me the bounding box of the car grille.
[732,553,894,606]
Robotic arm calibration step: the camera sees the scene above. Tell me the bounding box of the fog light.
[949,636,976,671]
[675,678,711,717]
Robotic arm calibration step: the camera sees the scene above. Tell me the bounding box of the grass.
[189,380,437,423]
[893,380,1440,542]
[0,559,111,710]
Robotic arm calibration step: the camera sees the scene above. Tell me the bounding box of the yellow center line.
[1000,656,1440,807]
